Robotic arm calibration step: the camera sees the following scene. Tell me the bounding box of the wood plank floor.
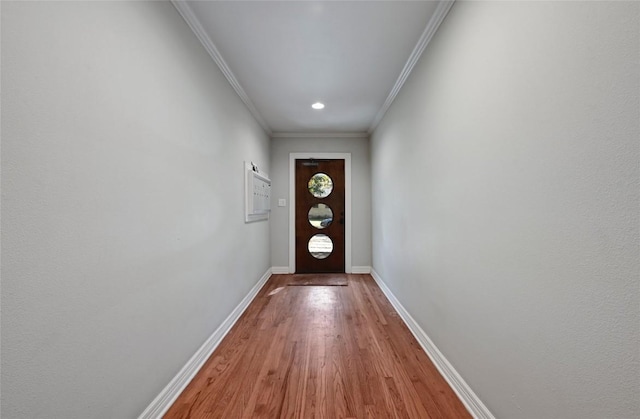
[164,274,471,419]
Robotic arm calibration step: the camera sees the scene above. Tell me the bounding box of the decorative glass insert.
[308,173,333,198]
[308,234,333,259]
[307,204,333,229]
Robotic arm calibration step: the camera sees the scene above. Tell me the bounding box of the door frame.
[289,152,352,274]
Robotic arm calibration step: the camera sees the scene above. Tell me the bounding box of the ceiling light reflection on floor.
[306,287,336,311]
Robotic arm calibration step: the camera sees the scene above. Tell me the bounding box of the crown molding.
[171,0,273,136]
[172,0,453,137]
[368,0,455,134]
[271,132,369,139]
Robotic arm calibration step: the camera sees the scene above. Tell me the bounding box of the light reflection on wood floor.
[164,274,470,419]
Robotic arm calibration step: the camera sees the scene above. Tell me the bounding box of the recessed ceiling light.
[311,102,325,110]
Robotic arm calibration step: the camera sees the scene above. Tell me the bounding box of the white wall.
[270,137,371,269]
[1,2,270,417]
[371,2,639,418]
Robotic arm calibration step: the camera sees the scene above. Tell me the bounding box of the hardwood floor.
[164,274,471,419]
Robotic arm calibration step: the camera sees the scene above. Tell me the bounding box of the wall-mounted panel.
[245,162,271,222]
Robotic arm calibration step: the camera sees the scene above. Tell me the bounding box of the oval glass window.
[308,234,333,259]
[308,173,333,198]
[308,204,333,229]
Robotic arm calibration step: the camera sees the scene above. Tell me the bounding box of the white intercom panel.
[245,162,271,222]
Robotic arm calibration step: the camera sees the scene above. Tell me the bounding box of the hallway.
[165,275,470,418]
[2,1,638,418]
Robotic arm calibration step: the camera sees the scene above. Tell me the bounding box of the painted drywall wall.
[1,1,270,417]
[270,137,371,269]
[371,2,639,418]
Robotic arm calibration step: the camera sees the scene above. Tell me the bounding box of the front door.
[295,159,345,273]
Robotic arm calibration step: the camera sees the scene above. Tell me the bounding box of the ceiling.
[174,1,453,136]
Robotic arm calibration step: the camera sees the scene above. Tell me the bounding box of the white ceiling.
[175,1,453,135]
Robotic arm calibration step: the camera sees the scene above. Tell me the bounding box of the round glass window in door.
[308,234,333,259]
[308,173,333,198]
[307,204,333,229]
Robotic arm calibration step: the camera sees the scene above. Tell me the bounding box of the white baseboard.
[138,268,273,419]
[271,266,290,274]
[272,266,370,274]
[370,269,495,419]
[351,266,371,274]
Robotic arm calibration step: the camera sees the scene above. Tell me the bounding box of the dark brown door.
[295,159,345,273]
